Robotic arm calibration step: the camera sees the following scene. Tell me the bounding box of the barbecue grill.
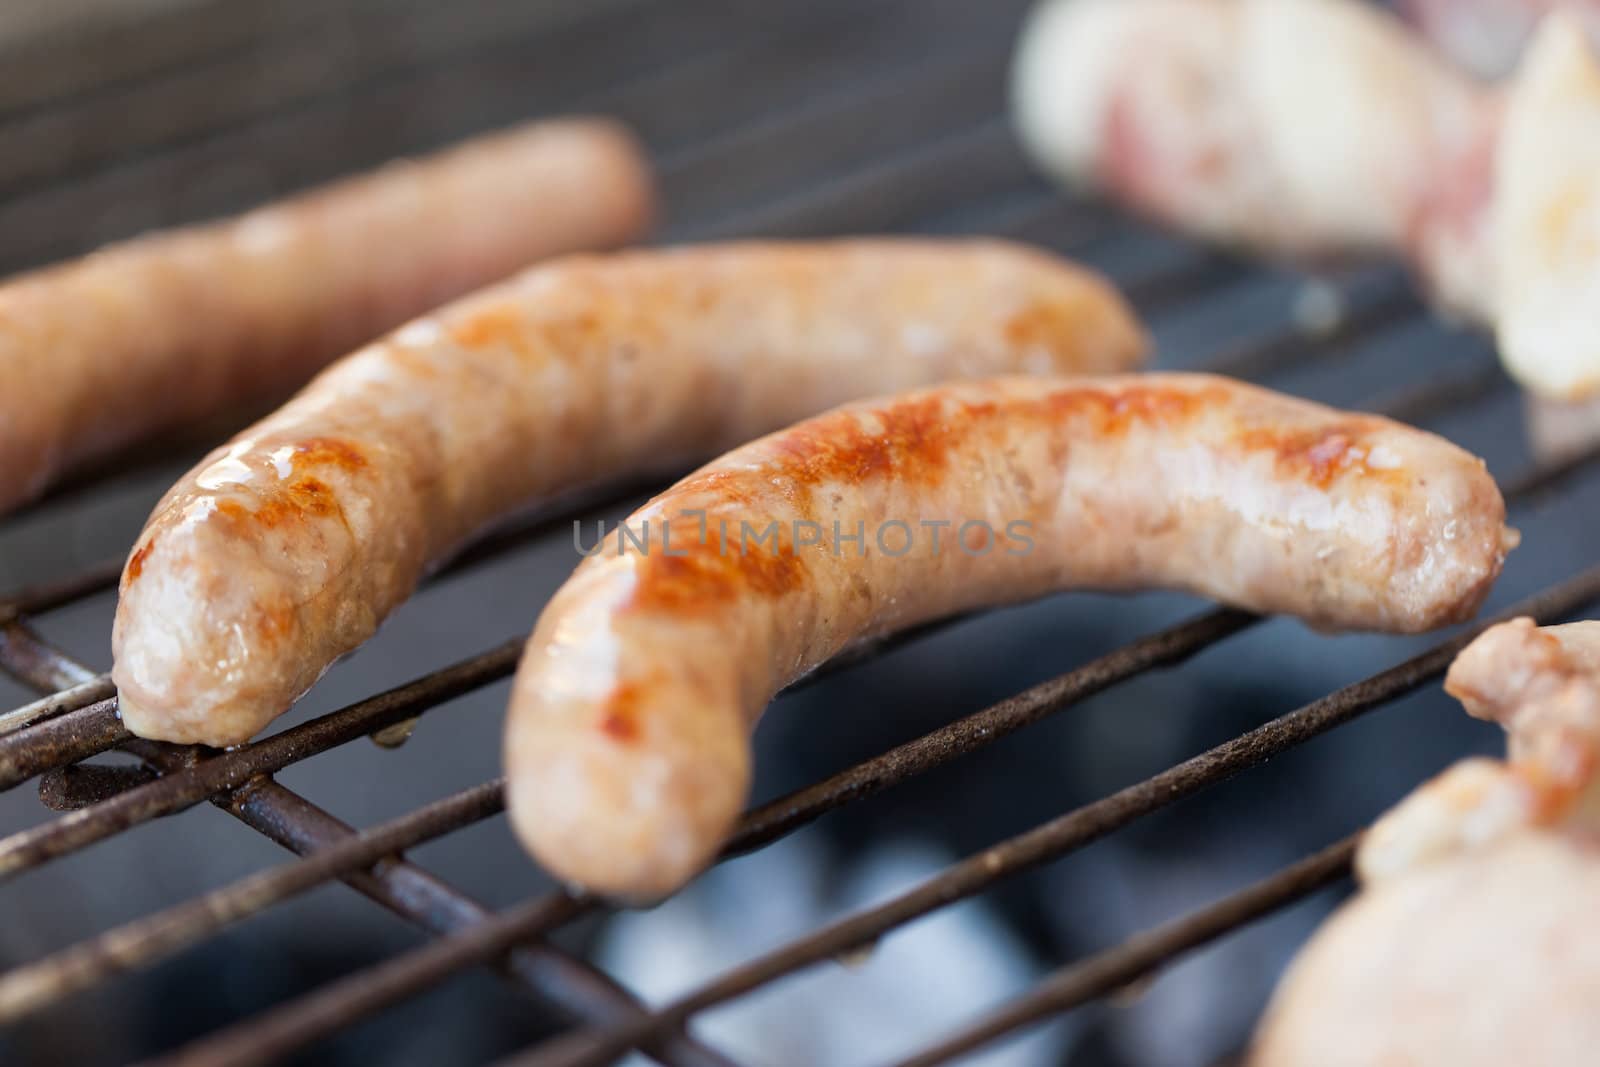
[3,1,1598,1065]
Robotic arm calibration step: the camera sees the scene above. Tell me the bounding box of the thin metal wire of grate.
[4,3,1600,1066]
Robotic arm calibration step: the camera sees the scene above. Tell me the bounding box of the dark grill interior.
[4,2,1600,1065]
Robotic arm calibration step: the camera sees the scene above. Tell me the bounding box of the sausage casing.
[507,374,1510,897]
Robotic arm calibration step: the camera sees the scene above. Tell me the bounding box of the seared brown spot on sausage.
[254,596,295,646]
[1042,382,1223,435]
[762,394,970,490]
[125,541,154,584]
[632,384,1225,603]
[449,305,531,354]
[625,526,807,616]
[675,469,762,503]
[599,682,643,744]
[1236,422,1402,489]
[212,476,343,530]
[291,437,368,474]
[538,310,606,357]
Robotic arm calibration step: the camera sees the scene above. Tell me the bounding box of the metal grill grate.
[4,2,1600,1065]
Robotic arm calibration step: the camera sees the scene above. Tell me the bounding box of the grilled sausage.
[0,117,655,514]
[1400,0,1600,77]
[111,240,1147,749]
[506,374,1511,898]
[1252,830,1600,1067]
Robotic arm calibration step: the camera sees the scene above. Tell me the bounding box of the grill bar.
[726,608,1259,857]
[0,677,116,737]
[0,631,740,1067]
[1200,279,1423,382]
[0,695,122,790]
[0,636,522,877]
[0,623,95,694]
[141,895,589,1067]
[891,836,1361,1067]
[0,780,507,1021]
[509,564,1600,1067]
[220,780,741,1067]
[3,0,1018,275]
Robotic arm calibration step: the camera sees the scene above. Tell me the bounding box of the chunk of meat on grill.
[1254,615,1600,1064]
[1400,0,1600,77]
[506,373,1512,898]
[1496,13,1600,398]
[1011,0,1600,401]
[0,117,655,515]
[1011,0,1492,308]
[111,240,1148,749]
[1252,830,1600,1067]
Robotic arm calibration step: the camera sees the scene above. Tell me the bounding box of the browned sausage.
[111,240,1147,749]
[0,117,655,513]
[506,374,1511,898]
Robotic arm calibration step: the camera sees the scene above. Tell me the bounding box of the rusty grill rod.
[219,776,741,1067]
[0,779,507,1021]
[890,835,1362,1067]
[0,626,739,1067]
[0,603,1243,1040]
[0,635,521,878]
[142,894,591,1067]
[508,563,1600,1067]
[0,677,116,737]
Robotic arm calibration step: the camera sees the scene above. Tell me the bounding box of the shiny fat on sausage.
[111,240,1147,749]
[0,117,654,514]
[506,374,1511,898]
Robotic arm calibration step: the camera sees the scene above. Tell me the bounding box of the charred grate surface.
[1,2,1595,1066]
